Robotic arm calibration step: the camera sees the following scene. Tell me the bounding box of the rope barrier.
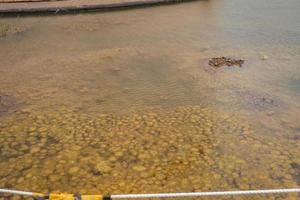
[111,188,300,198]
[0,189,34,196]
[1,188,300,199]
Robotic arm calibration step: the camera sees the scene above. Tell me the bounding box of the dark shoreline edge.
[0,0,199,16]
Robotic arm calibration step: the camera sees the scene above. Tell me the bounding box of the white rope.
[1,188,300,198]
[112,188,300,198]
[0,189,33,196]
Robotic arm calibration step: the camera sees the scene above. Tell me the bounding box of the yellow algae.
[0,105,298,198]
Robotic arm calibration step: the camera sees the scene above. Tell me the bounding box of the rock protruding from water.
[208,57,244,68]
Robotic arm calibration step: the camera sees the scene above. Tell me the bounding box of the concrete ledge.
[0,0,198,15]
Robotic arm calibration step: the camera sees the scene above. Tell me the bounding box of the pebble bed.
[0,106,299,200]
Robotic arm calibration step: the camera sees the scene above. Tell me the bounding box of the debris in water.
[261,55,268,60]
[208,57,244,68]
[0,23,27,38]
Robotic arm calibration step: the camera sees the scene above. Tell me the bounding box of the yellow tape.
[48,193,103,200]
[32,192,45,196]
[49,194,75,200]
[82,195,103,200]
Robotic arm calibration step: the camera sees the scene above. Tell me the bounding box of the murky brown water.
[0,0,300,199]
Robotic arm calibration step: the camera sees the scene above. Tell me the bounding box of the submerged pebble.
[0,105,298,198]
[261,55,268,60]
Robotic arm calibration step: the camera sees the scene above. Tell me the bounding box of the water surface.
[0,0,300,199]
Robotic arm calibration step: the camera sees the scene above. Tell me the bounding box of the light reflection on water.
[0,0,300,199]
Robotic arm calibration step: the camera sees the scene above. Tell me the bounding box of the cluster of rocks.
[0,106,299,200]
[208,57,245,68]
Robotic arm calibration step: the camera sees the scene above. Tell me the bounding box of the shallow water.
[0,0,300,199]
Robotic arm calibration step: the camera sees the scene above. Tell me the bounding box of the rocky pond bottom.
[0,106,299,200]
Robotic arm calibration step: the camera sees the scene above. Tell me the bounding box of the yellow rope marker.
[82,195,103,200]
[49,194,75,200]
[32,192,45,197]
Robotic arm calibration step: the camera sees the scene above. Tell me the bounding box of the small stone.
[118,182,126,187]
[261,55,268,60]
[133,165,146,172]
[25,173,33,178]
[68,167,80,174]
[95,162,110,173]
[38,127,48,132]
[11,196,21,200]
[114,151,123,157]
[30,147,40,154]
[29,127,37,132]
[44,169,53,176]
[49,175,60,182]
[140,172,150,178]
[17,177,24,183]
[155,173,166,181]
[20,108,31,113]
[109,156,117,162]
[213,174,221,180]
[20,144,29,151]
[239,183,250,190]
